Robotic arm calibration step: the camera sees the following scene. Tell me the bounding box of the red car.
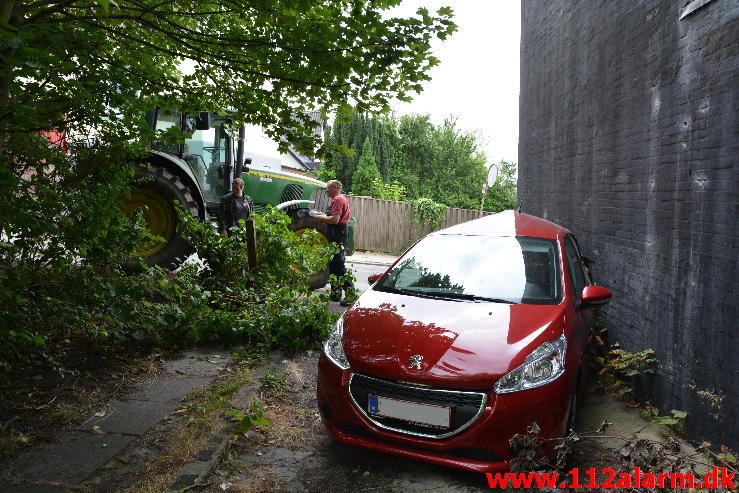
[317,210,612,473]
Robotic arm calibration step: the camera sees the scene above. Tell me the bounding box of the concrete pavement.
[1,349,233,493]
[347,250,398,267]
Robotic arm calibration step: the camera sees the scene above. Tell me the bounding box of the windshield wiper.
[468,295,518,304]
[436,292,517,304]
[395,289,518,304]
[375,286,449,300]
[374,285,419,296]
[375,286,517,304]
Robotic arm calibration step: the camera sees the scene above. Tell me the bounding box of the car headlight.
[324,317,350,370]
[493,335,567,394]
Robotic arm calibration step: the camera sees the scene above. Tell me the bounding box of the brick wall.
[519,0,737,449]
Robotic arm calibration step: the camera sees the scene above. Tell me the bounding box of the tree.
[323,112,508,210]
[0,1,457,265]
[393,115,488,209]
[0,1,456,374]
[483,160,518,212]
[320,112,396,189]
[0,2,456,148]
[351,137,383,197]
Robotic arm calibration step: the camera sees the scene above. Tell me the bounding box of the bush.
[0,204,338,381]
[411,197,447,230]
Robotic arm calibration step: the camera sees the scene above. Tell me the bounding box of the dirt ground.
[199,351,627,493]
[3,346,723,493]
[0,345,159,460]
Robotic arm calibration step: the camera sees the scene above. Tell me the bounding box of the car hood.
[342,289,567,389]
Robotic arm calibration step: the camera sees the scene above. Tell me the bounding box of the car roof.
[432,210,570,240]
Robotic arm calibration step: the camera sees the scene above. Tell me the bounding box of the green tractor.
[122,108,349,288]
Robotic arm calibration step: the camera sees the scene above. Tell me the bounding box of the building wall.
[519,0,737,449]
[244,125,282,170]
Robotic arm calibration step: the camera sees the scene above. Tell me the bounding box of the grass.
[119,361,257,493]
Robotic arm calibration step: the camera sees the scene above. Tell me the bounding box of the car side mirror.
[581,285,612,307]
[368,272,383,284]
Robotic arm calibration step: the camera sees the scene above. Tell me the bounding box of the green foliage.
[351,138,384,197]
[411,197,447,230]
[260,368,289,397]
[0,1,456,375]
[643,408,688,426]
[372,179,407,201]
[0,1,467,385]
[0,205,339,380]
[483,160,518,212]
[174,206,339,354]
[0,138,158,371]
[394,115,489,209]
[602,345,656,378]
[0,2,456,157]
[324,112,514,210]
[249,207,339,291]
[322,112,397,189]
[711,445,738,468]
[596,344,657,399]
[226,399,272,435]
[590,321,657,401]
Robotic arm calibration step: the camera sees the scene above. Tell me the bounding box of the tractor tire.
[289,210,331,289]
[123,165,200,271]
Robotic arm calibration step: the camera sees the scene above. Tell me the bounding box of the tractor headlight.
[493,335,567,394]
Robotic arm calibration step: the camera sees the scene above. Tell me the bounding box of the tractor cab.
[148,109,238,206]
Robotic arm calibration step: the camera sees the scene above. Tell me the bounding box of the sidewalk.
[347,250,398,266]
[2,349,233,493]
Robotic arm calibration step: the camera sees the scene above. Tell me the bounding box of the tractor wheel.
[289,210,331,289]
[122,165,200,271]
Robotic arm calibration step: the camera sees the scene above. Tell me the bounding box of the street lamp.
[480,163,499,211]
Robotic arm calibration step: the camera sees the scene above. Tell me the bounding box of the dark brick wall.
[519,0,737,449]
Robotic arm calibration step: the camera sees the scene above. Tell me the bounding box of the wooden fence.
[312,190,492,253]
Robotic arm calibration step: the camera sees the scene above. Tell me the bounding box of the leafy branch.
[411,197,446,230]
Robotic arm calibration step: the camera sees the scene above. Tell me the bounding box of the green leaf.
[250,415,272,427]
[96,0,110,15]
[717,452,737,463]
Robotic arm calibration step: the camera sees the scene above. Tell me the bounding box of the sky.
[387,1,522,165]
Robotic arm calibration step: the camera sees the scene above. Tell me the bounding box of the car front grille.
[348,373,487,439]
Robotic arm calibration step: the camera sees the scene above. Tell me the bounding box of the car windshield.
[376,235,562,305]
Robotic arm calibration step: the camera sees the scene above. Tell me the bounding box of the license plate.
[368,395,450,428]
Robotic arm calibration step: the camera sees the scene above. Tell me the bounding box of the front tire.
[122,165,200,270]
[289,210,330,289]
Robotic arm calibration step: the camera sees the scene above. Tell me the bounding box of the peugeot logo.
[408,354,423,370]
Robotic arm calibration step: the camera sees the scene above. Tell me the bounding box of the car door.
[564,234,595,356]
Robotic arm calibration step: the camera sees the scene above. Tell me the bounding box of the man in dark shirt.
[219,177,254,236]
[313,180,357,306]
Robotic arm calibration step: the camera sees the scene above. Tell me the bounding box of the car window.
[564,234,589,301]
[377,235,562,304]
